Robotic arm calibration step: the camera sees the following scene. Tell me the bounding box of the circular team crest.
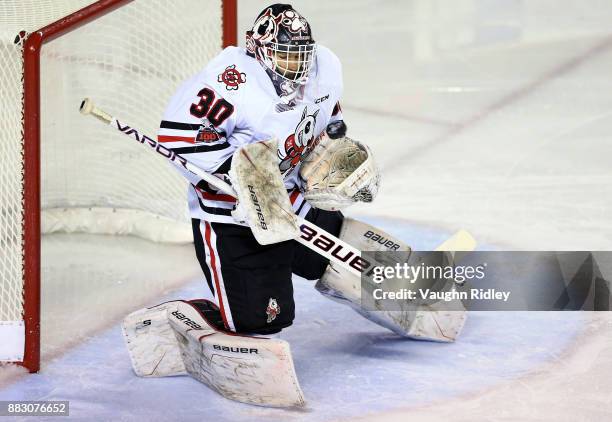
[218,65,246,90]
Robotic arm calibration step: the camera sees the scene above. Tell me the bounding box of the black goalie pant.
[192,208,344,335]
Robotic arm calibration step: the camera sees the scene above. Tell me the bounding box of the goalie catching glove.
[300,135,380,211]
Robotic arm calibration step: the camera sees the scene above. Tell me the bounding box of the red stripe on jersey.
[204,222,230,331]
[158,135,195,143]
[201,191,236,203]
[195,186,236,203]
[289,189,300,204]
[200,187,300,205]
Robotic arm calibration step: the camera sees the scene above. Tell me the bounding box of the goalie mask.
[246,4,316,86]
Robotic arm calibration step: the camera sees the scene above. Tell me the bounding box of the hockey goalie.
[122,3,468,408]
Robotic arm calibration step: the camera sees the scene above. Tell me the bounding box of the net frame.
[5,0,236,373]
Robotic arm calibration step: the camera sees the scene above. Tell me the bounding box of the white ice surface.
[0,222,585,421]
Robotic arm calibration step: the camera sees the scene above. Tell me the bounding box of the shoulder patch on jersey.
[217,64,246,90]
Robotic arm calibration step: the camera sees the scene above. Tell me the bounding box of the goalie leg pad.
[314,218,468,342]
[169,300,305,408]
[122,301,189,377]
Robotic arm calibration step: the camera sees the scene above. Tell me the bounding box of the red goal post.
[1,0,237,373]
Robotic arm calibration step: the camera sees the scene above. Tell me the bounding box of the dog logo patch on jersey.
[218,65,246,90]
[195,119,222,143]
[278,106,320,174]
[266,298,281,323]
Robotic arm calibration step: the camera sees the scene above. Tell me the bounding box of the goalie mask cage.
[0,0,237,372]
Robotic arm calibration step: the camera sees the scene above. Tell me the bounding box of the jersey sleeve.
[158,84,236,178]
[316,45,344,126]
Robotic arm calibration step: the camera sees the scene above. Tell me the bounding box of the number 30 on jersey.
[190,87,234,125]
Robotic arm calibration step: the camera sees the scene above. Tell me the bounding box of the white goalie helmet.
[246,4,317,85]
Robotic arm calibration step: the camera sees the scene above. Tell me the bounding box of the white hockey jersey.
[158,45,343,225]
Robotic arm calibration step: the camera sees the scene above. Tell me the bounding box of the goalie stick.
[79,98,370,277]
[79,99,477,281]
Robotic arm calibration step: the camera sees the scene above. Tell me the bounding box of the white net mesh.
[0,0,224,331]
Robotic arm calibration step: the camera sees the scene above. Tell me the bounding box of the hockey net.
[0,0,236,372]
